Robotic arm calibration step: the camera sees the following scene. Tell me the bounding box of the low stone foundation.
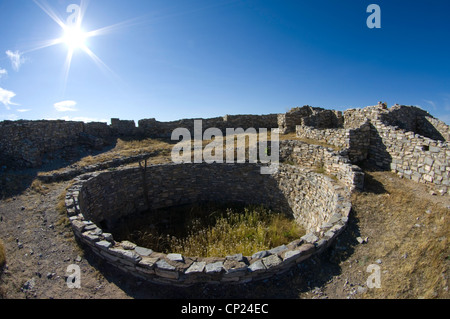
[280,140,364,192]
[65,163,352,286]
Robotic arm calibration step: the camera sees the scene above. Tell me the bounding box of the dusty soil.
[0,163,449,300]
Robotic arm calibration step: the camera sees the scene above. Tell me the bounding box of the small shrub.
[31,179,48,194]
[56,182,74,215]
[138,205,305,258]
[314,161,326,174]
[55,216,70,228]
[56,194,67,215]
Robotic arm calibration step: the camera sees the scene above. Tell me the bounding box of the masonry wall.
[279,140,364,192]
[277,106,316,134]
[77,163,349,232]
[79,163,291,228]
[138,114,279,138]
[300,109,344,129]
[343,105,387,127]
[0,114,278,169]
[417,116,450,142]
[2,104,448,194]
[295,121,371,163]
[368,119,450,192]
[67,163,352,286]
[0,120,109,168]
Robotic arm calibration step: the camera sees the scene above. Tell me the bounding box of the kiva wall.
[66,163,352,286]
[77,163,349,232]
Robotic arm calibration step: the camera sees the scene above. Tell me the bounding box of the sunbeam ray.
[81,45,121,83]
[30,0,124,92]
[62,49,74,95]
[22,38,64,55]
[85,15,147,38]
[32,0,66,29]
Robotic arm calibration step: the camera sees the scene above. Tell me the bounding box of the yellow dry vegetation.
[168,207,305,257]
[0,239,6,268]
[352,170,449,299]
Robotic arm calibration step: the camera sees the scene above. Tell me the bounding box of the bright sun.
[62,26,87,50]
[32,0,127,87]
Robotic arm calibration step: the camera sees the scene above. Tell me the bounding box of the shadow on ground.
[0,144,117,200]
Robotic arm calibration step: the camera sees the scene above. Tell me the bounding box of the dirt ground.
[0,163,449,300]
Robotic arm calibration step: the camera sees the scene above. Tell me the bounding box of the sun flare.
[62,26,87,50]
[30,0,133,91]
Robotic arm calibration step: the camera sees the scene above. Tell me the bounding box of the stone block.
[139,257,159,269]
[109,248,142,264]
[167,253,184,262]
[282,250,302,263]
[268,245,288,255]
[301,233,319,244]
[251,250,268,259]
[223,260,248,276]
[205,261,225,274]
[154,259,179,279]
[248,260,266,273]
[135,246,153,257]
[95,240,112,250]
[185,262,206,275]
[262,254,282,269]
[120,241,137,250]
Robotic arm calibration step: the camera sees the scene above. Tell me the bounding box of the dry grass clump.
[30,179,49,195]
[78,138,174,167]
[0,239,6,269]
[115,138,174,155]
[129,205,305,258]
[170,208,304,257]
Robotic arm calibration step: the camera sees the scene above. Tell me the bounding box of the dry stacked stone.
[65,163,352,286]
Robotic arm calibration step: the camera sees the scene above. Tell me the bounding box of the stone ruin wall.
[295,121,371,163]
[369,119,449,192]
[0,120,112,168]
[137,114,279,138]
[2,102,447,284]
[1,103,449,193]
[0,114,278,169]
[279,140,364,192]
[294,103,450,194]
[420,116,450,142]
[66,163,351,286]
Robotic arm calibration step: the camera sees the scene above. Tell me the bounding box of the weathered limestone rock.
[248,260,266,273]
[135,246,153,257]
[167,253,184,263]
[262,254,282,269]
[205,262,225,274]
[185,262,206,275]
[66,159,355,285]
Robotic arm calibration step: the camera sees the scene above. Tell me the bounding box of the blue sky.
[0,0,449,124]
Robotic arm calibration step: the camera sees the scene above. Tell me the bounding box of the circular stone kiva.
[65,163,351,286]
